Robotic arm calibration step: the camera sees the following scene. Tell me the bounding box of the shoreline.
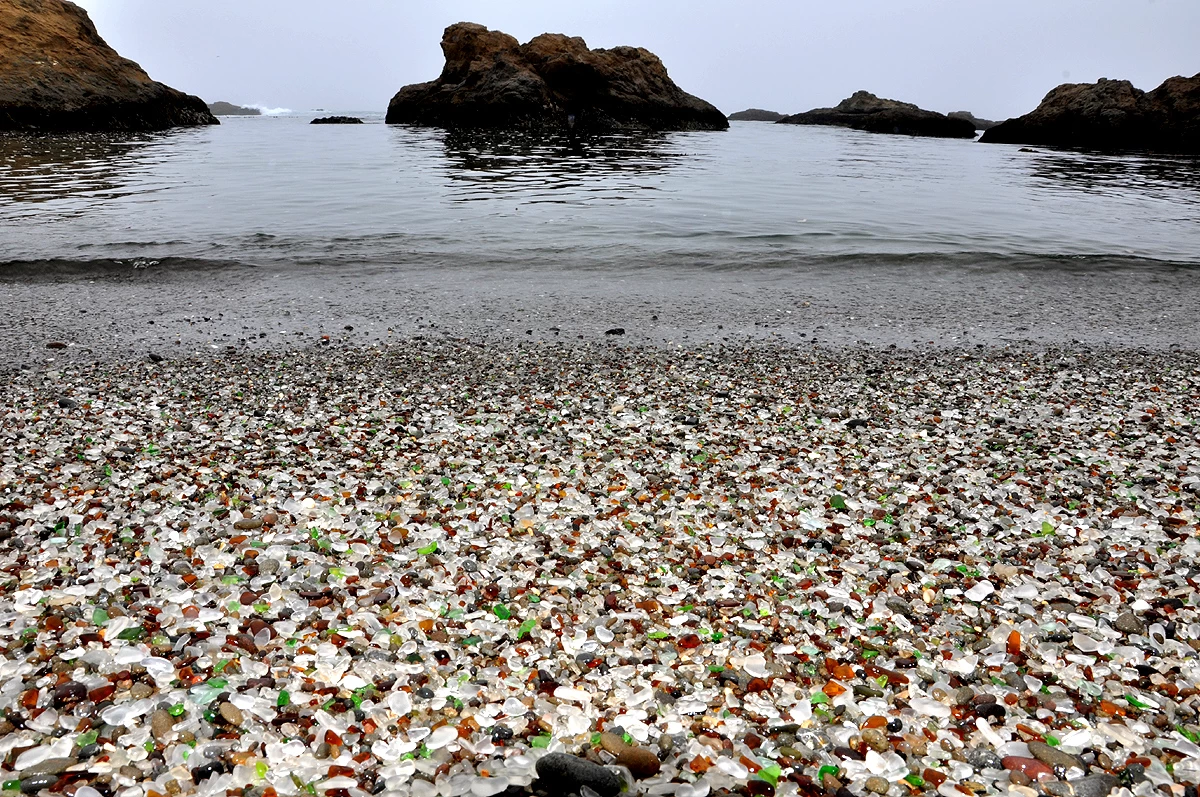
[2,340,1198,797]
[4,259,1200,368]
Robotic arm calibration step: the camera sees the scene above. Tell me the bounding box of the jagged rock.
[981,74,1200,153]
[311,116,363,125]
[208,101,261,116]
[728,108,786,122]
[948,111,997,130]
[386,22,727,133]
[778,91,977,138]
[0,0,217,132]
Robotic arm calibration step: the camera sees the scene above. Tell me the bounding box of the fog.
[75,0,1200,121]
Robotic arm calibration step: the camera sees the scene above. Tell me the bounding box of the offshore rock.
[311,116,364,124]
[728,108,786,121]
[981,74,1200,153]
[778,91,977,138]
[0,0,217,132]
[208,101,260,116]
[386,22,727,133]
[948,110,997,130]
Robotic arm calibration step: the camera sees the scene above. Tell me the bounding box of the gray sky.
[76,0,1199,121]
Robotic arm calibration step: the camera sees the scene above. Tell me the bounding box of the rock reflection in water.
[1027,149,1200,206]
[0,132,185,211]
[434,127,690,202]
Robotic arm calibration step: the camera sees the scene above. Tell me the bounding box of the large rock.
[0,0,217,132]
[728,108,786,122]
[778,91,977,138]
[208,101,261,116]
[981,75,1200,153]
[948,111,997,131]
[386,22,727,133]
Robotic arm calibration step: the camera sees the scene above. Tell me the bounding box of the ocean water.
[1,112,1198,271]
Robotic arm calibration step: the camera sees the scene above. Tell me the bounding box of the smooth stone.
[52,682,87,706]
[1114,612,1145,634]
[1028,741,1080,770]
[1070,775,1118,797]
[21,775,57,794]
[861,728,890,753]
[129,682,152,700]
[191,762,225,782]
[21,758,74,777]
[1003,757,1053,780]
[598,732,661,779]
[218,702,243,726]
[865,776,890,794]
[535,752,623,797]
[151,709,174,740]
[233,518,263,530]
[965,748,1003,771]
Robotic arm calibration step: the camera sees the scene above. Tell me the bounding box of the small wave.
[246,105,293,116]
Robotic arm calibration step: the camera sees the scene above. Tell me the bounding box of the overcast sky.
[76,0,1199,120]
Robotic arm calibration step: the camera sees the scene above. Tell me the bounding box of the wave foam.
[246,104,293,116]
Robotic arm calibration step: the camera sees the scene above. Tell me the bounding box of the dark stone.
[728,108,786,122]
[534,752,623,797]
[311,116,364,125]
[53,681,87,706]
[604,328,626,336]
[0,0,217,132]
[191,761,226,782]
[981,74,1200,154]
[56,398,79,409]
[1069,774,1118,797]
[20,775,57,794]
[778,91,977,138]
[386,22,728,133]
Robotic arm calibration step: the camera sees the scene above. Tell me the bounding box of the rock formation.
[311,116,363,125]
[728,108,786,122]
[386,22,727,132]
[981,75,1200,153]
[208,102,261,116]
[778,91,977,139]
[0,0,217,132]
[947,111,996,131]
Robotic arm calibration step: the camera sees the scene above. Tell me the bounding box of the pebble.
[965,748,1003,771]
[1003,757,1054,780]
[1028,740,1081,771]
[20,775,57,794]
[865,776,890,794]
[218,702,243,726]
[535,752,623,797]
[150,709,174,740]
[599,732,662,778]
[1114,611,1146,634]
[21,759,74,777]
[1070,774,1119,797]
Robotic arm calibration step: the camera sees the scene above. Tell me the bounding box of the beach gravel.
[1,340,1199,797]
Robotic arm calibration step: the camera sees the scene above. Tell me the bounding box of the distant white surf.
[246,105,293,116]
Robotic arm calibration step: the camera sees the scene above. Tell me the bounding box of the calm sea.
[1,112,1198,272]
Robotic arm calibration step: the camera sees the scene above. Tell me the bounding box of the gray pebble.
[964,747,1003,771]
[1069,774,1118,797]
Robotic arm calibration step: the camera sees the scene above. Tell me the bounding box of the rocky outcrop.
[948,111,996,131]
[981,75,1200,153]
[386,22,727,132]
[778,91,977,138]
[208,102,261,116]
[311,116,363,125]
[728,108,786,122]
[0,0,217,132]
